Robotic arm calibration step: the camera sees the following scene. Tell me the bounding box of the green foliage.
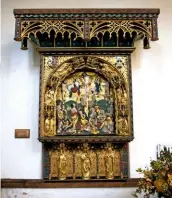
[132,147,172,198]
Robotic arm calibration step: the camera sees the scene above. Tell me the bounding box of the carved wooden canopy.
[13,9,160,50]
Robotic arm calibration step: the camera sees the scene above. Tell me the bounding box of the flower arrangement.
[132,147,172,198]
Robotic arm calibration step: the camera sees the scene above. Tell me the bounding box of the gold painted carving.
[44,106,56,136]
[104,143,115,179]
[49,143,73,180]
[43,56,73,86]
[118,117,128,135]
[45,87,55,106]
[104,143,121,179]
[49,150,58,178]
[98,56,128,83]
[74,149,82,178]
[81,143,91,180]
[49,143,121,180]
[58,143,67,180]
[41,55,131,137]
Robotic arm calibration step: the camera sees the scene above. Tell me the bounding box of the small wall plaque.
[15,129,30,138]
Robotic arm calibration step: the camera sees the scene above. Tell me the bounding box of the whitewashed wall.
[1,188,157,198]
[1,0,172,197]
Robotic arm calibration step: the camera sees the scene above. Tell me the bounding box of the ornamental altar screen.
[13,8,159,182]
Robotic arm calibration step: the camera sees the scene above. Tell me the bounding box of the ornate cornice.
[14,8,160,14]
[13,8,160,49]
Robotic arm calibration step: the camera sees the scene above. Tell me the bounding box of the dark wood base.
[1,178,140,188]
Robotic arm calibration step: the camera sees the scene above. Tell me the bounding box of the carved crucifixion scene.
[42,56,130,137]
[56,72,115,135]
